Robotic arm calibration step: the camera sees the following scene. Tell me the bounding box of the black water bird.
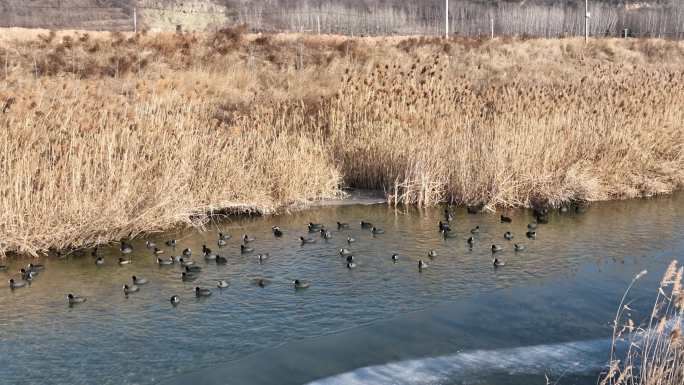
[504,231,513,240]
[418,260,429,271]
[491,244,503,253]
[299,237,316,245]
[182,248,192,257]
[170,295,180,305]
[391,254,399,262]
[500,215,512,223]
[438,221,451,232]
[526,231,537,239]
[185,265,202,273]
[360,221,373,229]
[371,227,385,235]
[8,278,26,289]
[470,226,480,234]
[467,204,484,214]
[272,227,283,237]
[195,287,212,297]
[67,293,86,305]
[337,222,349,229]
[120,242,133,254]
[165,239,177,247]
[216,255,228,264]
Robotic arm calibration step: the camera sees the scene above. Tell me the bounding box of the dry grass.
[1,28,683,255]
[601,261,684,385]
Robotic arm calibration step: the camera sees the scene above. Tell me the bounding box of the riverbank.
[1,28,683,255]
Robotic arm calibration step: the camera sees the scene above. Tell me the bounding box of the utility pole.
[584,0,590,43]
[490,17,494,39]
[133,7,138,33]
[445,0,449,38]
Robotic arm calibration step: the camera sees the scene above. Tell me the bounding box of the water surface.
[1,193,683,385]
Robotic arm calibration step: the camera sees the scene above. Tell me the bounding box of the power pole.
[584,0,590,43]
[445,0,449,38]
[490,17,494,39]
[133,7,138,33]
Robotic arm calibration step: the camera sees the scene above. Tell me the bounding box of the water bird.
[467,236,475,246]
[418,260,429,271]
[293,279,310,289]
[272,227,283,237]
[145,241,156,249]
[428,250,437,258]
[215,255,228,264]
[202,245,216,260]
[165,239,177,247]
[346,262,357,269]
[470,226,480,234]
[219,232,231,241]
[170,295,180,305]
[185,265,202,273]
[179,258,194,266]
[95,257,105,265]
[120,242,133,254]
[337,222,349,229]
[527,223,538,230]
[153,247,164,255]
[526,231,537,239]
[20,269,35,281]
[217,238,227,247]
[308,223,323,230]
[371,227,385,235]
[195,287,212,297]
[514,244,525,251]
[493,258,505,267]
[504,231,513,240]
[132,276,148,285]
[181,272,197,281]
[491,244,503,253]
[182,248,192,257]
[118,257,132,265]
[321,229,333,239]
[254,278,270,288]
[66,294,86,305]
[347,236,355,244]
[500,215,512,223]
[241,245,254,253]
[444,209,454,222]
[346,255,354,263]
[157,257,174,265]
[122,284,139,295]
[360,221,373,229]
[243,234,255,243]
[339,248,352,256]
[299,237,316,245]
[438,221,451,231]
[8,278,26,289]
[257,253,269,263]
[217,280,229,289]
[27,263,44,272]
[391,254,399,262]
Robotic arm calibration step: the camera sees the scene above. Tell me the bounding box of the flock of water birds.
[3,206,558,306]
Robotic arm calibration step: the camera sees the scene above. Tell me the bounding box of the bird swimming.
[526,231,537,239]
[179,258,194,266]
[293,279,310,289]
[66,293,86,305]
[195,287,212,297]
[491,244,503,253]
[504,231,513,240]
[120,242,133,254]
[185,265,202,273]
[182,248,192,257]
[347,236,356,244]
[500,215,512,223]
[8,278,26,289]
[299,237,315,245]
[157,257,174,265]
[241,244,254,253]
[371,227,385,234]
[428,250,437,258]
[153,247,164,255]
[347,262,356,269]
[217,280,229,288]
[514,244,525,251]
[337,222,349,229]
[118,257,132,265]
[132,276,148,285]
[360,221,373,229]
[243,234,255,243]
[493,258,505,267]
[219,232,231,241]
[165,239,177,247]
[145,241,156,249]
[95,257,105,265]
[215,255,228,264]
[170,295,180,305]
[391,254,399,262]
[272,227,283,237]
[122,284,139,295]
[181,272,197,281]
[470,226,480,234]
[418,260,429,270]
[339,248,352,256]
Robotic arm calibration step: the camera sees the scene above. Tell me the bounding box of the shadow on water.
[1,192,683,385]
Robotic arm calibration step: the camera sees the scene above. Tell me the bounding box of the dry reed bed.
[1,29,683,255]
[602,260,684,385]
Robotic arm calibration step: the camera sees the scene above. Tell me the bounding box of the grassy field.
[1,27,683,255]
